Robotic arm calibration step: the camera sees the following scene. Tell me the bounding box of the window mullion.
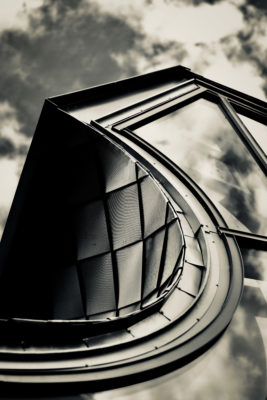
[219,95,267,174]
[113,86,207,131]
[218,226,267,251]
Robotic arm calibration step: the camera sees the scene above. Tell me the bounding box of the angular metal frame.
[0,65,265,394]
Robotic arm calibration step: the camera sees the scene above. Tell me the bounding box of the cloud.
[0,0,141,139]
[225,3,267,96]
[0,0,43,31]
[0,158,20,238]
[0,2,266,398]
[0,0,266,242]
[242,0,267,11]
[0,101,30,150]
[0,101,31,237]
[229,288,267,400]
[0,137,15,157]
[0,0,266,143]
[0,0,142,237]
[134,96,266,236]
[93,307,266,400]
[94,0,267,100]
[140,1,244,44]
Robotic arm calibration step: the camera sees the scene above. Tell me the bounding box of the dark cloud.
[0,0,141,138]
[142,40,187,67]
[228,309,266,400]
[241,0,267,12]
[220,144,254,175]
[190,0,222,4]
[218,140,261,232]
[166,0,266,9]
[221,186,260,233]
[227,285,267,400]
[235,39,267,96]
[163,0,222,5]
[0,137,15,157]
[223,3,267,96]
[241,284,267,315]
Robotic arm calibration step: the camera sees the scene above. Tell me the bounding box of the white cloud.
[95,0,266,100]
[141,1,244,44]
[188,45,266,99]
[95,0,244,44]
[93,0,145,27]
[0,158,19,238]
[0,101,30,239]
[0,101,30,147]
[0,0,43,31]
[0,158,18,208]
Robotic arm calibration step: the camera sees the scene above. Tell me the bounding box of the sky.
[0,1,266,399]
[0,0,267,236]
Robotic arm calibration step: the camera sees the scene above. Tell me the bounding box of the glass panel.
[240,247,267,280]
[134,99,267,236]
[238,113,267,154]
[93,282,267,400]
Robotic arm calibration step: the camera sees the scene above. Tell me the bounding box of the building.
[0,66,266,398]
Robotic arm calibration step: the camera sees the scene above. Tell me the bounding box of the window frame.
[92,78,267,261]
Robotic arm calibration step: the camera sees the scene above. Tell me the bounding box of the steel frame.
[0,65,265,394]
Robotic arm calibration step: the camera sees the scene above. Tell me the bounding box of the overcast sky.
[0,2,266,399]
[0,0,267,236]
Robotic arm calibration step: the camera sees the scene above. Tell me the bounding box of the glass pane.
[240,247,267,280]
[94,283,267,399]
[134,99,267,236]
[238,113,267,154]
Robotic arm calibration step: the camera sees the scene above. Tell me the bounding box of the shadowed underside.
[0,66,246,390]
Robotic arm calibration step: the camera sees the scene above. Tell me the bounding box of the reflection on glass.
[240,247,267,281]
[134,99,267,236]
[0,285,264,400]
[238,113,267,154]
[93,285,267,400]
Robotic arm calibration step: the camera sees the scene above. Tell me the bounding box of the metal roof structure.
[0,65,266,397]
